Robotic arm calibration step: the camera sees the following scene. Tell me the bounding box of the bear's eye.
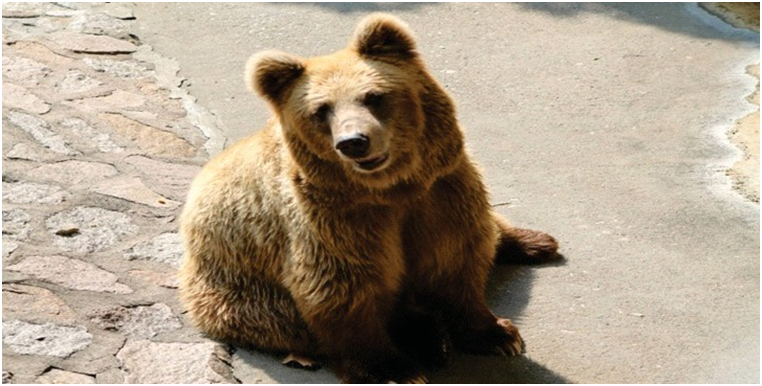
[362,92,385,108]
[313,103,331,123]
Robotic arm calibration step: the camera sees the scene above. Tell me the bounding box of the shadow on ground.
[280,2,434,14]
[279,2,755,43]
[428,353,569,383]
[518,2,756,42]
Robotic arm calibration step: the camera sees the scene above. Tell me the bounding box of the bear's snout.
[335,133,370,159]
[331,113,392,173]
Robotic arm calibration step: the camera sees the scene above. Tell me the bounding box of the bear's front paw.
[454,317,525,356]
[494,318,525,356]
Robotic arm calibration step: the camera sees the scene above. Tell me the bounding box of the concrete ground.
[3,2,759,384]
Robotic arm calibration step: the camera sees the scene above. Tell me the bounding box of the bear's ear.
[246,50,305,105]
[351,13,417,61]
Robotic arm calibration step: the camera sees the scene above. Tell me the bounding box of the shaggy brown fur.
[179,13,560,383]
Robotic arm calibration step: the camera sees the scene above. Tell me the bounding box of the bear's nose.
[335,134,370,159]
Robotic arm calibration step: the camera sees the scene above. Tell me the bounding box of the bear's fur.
[179,13,560,383]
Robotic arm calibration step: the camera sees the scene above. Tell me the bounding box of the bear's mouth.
[355,153,389,171]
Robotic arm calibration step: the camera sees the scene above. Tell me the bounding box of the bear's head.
[246,13,463,191]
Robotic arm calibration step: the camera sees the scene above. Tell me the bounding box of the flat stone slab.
[2,182,70,204]
[84,57,153,79]
[64,89,146,114]
[128,269,179,289]
[1,2,56,18]
[57,117,124,154]
[6,255,133,294]
[124,232,183,267]
[32,160,119,186]
[125,154,200,187]
[2,284,80,325]
[102,5,135,20]
[35,368,96,384]
[67,12,131,40]
[3,83,51,114]
[2,319,92,358]
[2,240,19,260]
[90,176,179,208]
[45,31,137,54]
[45,207,138,254]
[56,69,104,94]
[117,340,236,383]
[2,55,52,86]
[2,208,31,241]
[6,111,76,155]
[99,112,197,157]
[88,303,181,339]
[6,142,56,162]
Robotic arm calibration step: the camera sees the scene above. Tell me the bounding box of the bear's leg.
[407,266,526,357]
[293,283,426,383]
[288,240,426,383]
[404,164,527,357]
[432,277,526,357]
[492,212,562,264]
[180,272,318,356]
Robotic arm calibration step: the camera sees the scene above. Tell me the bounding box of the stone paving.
[1,2,235,383]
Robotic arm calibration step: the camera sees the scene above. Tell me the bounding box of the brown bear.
[179,13,560,383]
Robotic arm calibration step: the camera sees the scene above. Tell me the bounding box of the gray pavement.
[2,2,759,384]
